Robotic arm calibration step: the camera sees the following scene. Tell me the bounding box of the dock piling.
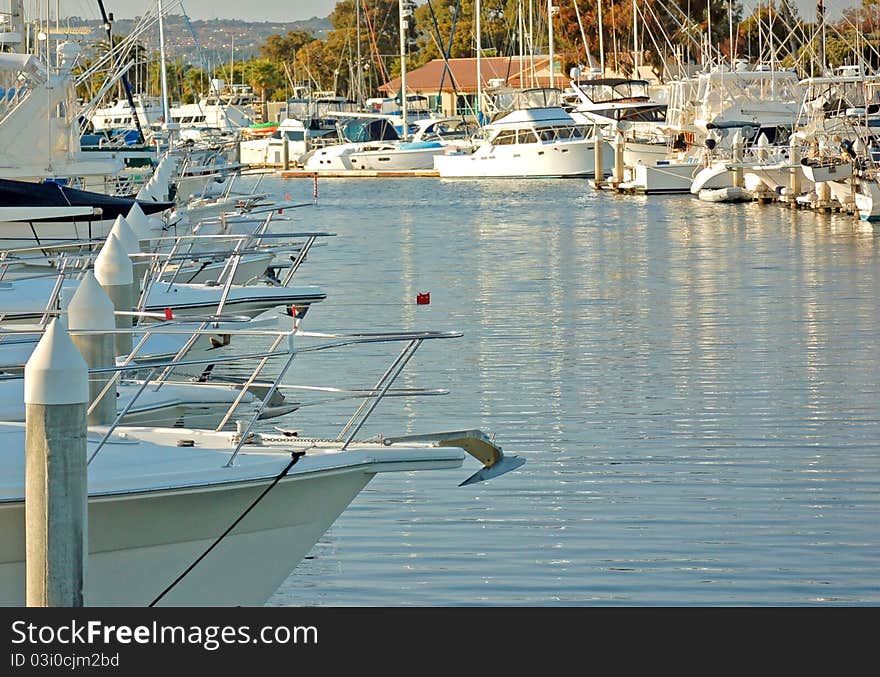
[24,318,89,607]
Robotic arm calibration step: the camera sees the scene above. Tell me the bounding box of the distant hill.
[67,15,332,65]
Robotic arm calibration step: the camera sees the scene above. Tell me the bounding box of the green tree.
[260,30,315,64]
[245,59,284,119]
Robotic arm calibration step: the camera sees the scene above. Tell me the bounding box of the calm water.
[239,176,879,606]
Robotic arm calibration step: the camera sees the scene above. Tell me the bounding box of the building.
[379,55,562,116]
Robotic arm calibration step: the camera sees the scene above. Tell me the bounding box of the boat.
[239,118,343,168]
[433,107,612,179]
[301,116,402,171]
[800,156,853,183]
[697,186,752,202]
[616,160,702,194]
[88,94,163,135]
[346,117,476,171]
[0,422,517,606]
[854,176,880,221]
[566,76,671,166]
[0,321,525,606]
[0,178,171,250]
[167,82,258,137]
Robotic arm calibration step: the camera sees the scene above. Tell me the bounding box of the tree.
[260,30,315,65]
[245,59,284,119]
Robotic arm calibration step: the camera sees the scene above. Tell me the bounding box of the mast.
[96,0,146,143]
[728,0,734,66]
[476,0,482,120]
[356,0,362,106]
[157,0,171,129]
[548,0,555,89]
[399,0,410,139]
[518,0,524,79]
[529,0,535,86]
[598,0,605,75]
[818,0,826,74]
[632,0,638,78]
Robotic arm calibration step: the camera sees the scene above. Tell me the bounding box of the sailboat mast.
[632,0,637,77]
[399,0,409,138]
[476,0,482,119]
[598,0,605,75]
[728,0,734,65]
[157,0,170,127]
[529,0,535,86]
[518,0,524,77]
[548,0,555,89]
[356,0,362,106]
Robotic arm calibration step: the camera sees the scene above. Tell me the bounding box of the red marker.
[164,308,174,320]
[416,292,430,305]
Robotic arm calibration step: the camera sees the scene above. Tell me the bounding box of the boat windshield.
[574,79,651,103]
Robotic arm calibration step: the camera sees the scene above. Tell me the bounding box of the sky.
[63,0,853,25]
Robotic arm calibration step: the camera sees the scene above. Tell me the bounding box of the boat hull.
[434,139,611,178]
[618,161,700,194]
[854,178,880,221]
[0,469,375,606]
[348,145,445,171]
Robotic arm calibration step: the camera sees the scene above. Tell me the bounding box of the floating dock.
[278,169,440,179]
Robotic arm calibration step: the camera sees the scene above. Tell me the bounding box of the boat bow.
[382,429,525,485]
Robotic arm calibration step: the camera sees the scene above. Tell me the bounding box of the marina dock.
[278,169,440,179]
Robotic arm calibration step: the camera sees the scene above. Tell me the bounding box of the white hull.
[619,161,700,194]
[698,186,752,202]
[801,159,853,183]
[0,217,117,250]
[240,138,307,168]
[692,161,815,195]
[855,178,880,221]
[622,142,671,167]
[434,139,611,178]
[0,421,471,606]
[0,469,372,606]
[348,145,445,171]
[0,276,325,324]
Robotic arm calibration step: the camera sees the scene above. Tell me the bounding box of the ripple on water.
[237,178,880,606]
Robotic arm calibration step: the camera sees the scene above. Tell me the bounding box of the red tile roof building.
[379,55,561,116]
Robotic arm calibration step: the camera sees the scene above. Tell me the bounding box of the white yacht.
[346,118,476,171]
[0,421,517,606]
[168,83,257,136]
[89,94,163,134]
[434,106,613,179]
[566,77,671,166]
[0,319,524,606]
[239,118,339,167]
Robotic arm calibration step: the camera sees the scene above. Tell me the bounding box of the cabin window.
[517,129,538,144]
[539,129,557,141]
[492,130,517,145]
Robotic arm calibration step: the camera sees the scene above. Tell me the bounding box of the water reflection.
[228,177,880,606]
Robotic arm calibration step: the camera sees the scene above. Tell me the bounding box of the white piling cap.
[136,181,156,201]
[149,176,168,200]
[109,215,140,255]
[94,233,134,287]
[24,317,89,405]
[125,202,153,240]
[67,271,116,331]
